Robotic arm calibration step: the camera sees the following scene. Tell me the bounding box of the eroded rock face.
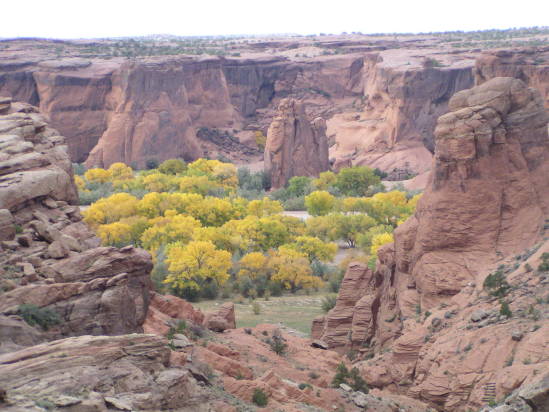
[0,101,152,351]
[314,78,549,411]
[475,47,549,109]
[406,77,548,308]
[0,334,212,411]
[330,56,474,176]
[312,262,377,351]
[264,98,329,188]
[0,103,78,211]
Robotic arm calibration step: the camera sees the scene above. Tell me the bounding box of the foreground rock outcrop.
[0,100,152,354]
[314,78,549,411]
[264,98,329,188]
[0,334,215,411]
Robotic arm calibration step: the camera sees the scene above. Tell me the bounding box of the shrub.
[331,362,349,387]
[158,158,187,175]
[252,388,268,407]
[287,176,313,198]
[299,383,312,390]
[166,319,187,340]
[538,253,549,272]
[308,371,320,380]
[269,329,288,355]
[283,196,306,211]
[18,304,61,330]
[252,301,261,315]
[500,300,512,317]
[331,362,369,393]
[146,159,159,170]
[72,162,86,175]
[483,270,511,297]
[321,295,337,313]
[349,367,369,393]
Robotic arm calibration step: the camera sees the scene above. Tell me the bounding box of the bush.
[500,300,512,317]
[538,252,549,272]
[146,159,159,170]
[268,281,283,297]
[18,304,61,330]
[331,362,349,387]
[331,362,369,393]
[321,295,337,312]
[269,329,288,355]
[283,196,306,211]
[349,367,369,393]
[483,270,511,297]
[158,158,187,175]
[287,176,313,198]
[252,388,268,407]
[78,182,115,205]
[252,301,261,315]
[334,166,380,197]
[72,162,86,175]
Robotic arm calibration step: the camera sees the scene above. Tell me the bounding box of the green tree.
[304,190,336,216]
[158,158,187,175]
[287,176,312,197]
[334,166,380,196]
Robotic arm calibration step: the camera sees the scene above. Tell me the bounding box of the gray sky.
[3,0,548,38]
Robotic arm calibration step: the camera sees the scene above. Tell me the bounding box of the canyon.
[1,33,547,182]
[0,29,548,412]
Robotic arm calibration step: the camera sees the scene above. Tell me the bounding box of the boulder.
[204,302,236,332]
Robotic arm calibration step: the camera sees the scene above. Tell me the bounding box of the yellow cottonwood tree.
[97,221,133,247]
[141,213,201,252]
[83,193,139,226]
[84,168,111,184]
[285,236,337,263]
[238,252,268,279]
[164,241,231,291]
[268,248,323,292]
[108,162,133,180]
[247,197,283,217]
[304,190,336,216]
[370,232,394,255]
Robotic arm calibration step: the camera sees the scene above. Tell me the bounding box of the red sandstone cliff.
[264,98,330,188]
[313,78,549,411]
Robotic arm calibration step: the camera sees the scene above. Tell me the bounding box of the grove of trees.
[76,159,420,301]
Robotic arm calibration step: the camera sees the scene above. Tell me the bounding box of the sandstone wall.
[313,78,549,411]
[264,98,330,188]
[0,100,152,354]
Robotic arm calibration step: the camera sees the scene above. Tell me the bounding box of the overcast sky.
[2,0,548,38]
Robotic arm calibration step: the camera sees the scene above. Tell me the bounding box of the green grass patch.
[194,292,327,336]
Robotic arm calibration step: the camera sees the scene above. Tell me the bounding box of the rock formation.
[264,98,330,188]
[475,47,549,109]
[0,334,213,411]
[313,78,549,411]
[0,99,152,353]
[329,54,474,177]
[0,37,490,175]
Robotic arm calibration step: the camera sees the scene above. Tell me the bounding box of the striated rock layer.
[0,100,152,354]
[264,98,329,188]
[313,78,549,411]
[0,334,214,411]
